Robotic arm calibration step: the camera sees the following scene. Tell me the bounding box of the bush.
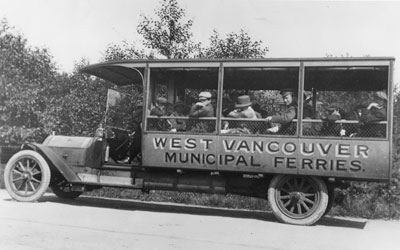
[0,125,46,145]
[330,172,400,219]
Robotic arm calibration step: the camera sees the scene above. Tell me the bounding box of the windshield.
[105,88,137,130]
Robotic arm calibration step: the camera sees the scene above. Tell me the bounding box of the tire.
[4,150,51,202]
[268,175,328,226]
[50,178,82,199]
[324,187,335,216]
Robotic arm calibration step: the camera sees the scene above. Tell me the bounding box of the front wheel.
[4,150,51,202]
[268,175,328,226]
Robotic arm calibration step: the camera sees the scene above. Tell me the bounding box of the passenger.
[320,106,344,136]
[189,91,215,117]
[150,97,168,116]
[189,91,215,132]
[358,91,387,137]
[265,89,297,134]
[345,104,366,137]
[303,91,315,119]
[168,101,187,132]
[150,97,171,131]
[222,91,241,117]
[361,91,387,123]
[228,95,258,119]
[252,102,266,118]
[224,95,259,134]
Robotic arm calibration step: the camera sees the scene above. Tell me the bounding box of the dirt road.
[0,189,399,250]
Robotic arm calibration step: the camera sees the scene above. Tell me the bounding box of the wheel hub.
[22,172,31,180]
[289,192,303,204]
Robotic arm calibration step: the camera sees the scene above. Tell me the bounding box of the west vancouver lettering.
[152,137,369,172]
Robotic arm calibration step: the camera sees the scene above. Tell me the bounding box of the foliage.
[137,0,200,59]
[199,29,269,59]
[102,41,149,61]
[0,19,57,128]
[105,87,143,130]
[330,176,400,219]
[40,64,112,136]
[0,125,46,144]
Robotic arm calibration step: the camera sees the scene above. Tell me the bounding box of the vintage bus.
[3,57,395,225]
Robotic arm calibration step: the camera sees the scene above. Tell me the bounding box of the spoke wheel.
[51,179,82,199]
[268,175,328,225]
[4,150,51,202]
[324,187,335,216]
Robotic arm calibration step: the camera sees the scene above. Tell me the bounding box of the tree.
[200,29,269,59]
[137,0,199,59]
[0,19,56,128]
[40,59,113,136]
[102,41,149,61]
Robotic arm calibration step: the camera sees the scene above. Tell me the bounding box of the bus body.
[4,57,394,225]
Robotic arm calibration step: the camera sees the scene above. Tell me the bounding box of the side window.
[221,67,299,135]
[146,67,219,134]
[302,66,388,138]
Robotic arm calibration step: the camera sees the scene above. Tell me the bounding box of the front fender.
[21,143,81,183]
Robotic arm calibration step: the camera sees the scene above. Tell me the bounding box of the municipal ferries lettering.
[152,137,369,172]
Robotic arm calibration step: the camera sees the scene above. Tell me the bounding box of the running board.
[77,173,144,188]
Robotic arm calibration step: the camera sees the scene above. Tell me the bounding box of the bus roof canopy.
[80,58,394,90]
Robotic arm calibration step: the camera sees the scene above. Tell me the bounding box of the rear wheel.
[324,187,335,216]
[50,178,83,199]
[268,175,328,225]
[4,150,51,202]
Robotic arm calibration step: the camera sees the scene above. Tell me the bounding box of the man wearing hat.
[150,97,169,116]
[228,95,258,119]
[150,97,171,131]
[359,91,387,123]
[265,89,297,129]
[365,91,387,120]
[188,91,215,132]
[189,91,215,117]
[168,101,188,132]
[319,106,344,136]
[357,91,387,137]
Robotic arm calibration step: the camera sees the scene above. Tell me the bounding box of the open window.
[146,66,219,134]
[302,65,389,138]
[221,66,300,136]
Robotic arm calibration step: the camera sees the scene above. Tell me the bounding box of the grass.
[1,161,399,219]
[87,188,271,211]
[329,178,400,219]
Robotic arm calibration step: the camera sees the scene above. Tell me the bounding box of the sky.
[1,0,400,83]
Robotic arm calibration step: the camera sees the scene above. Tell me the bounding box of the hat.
[279,88,295,97]
[198,91,212,100]
[234,95,252,108]
[156,97,168,104]
[375,91,387,101]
